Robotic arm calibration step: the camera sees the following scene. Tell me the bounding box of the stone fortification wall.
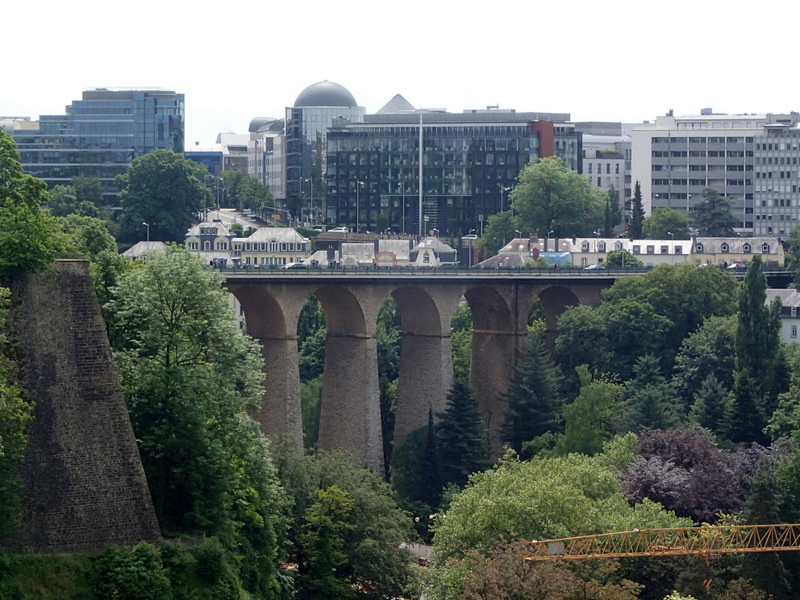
[3,260,161,552]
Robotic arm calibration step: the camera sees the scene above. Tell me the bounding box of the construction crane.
[523,524,800,563]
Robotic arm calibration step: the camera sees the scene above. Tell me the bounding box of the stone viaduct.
[225,271,615,475]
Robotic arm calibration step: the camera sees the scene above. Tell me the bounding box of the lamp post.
[398,181,406,234]
[515,229,522,239]
[305,177,314,226]
[142,222,150,243]
[546,230,554,252]
[356,180,364,233]
[668,231,674,265]
[432,228,439,237]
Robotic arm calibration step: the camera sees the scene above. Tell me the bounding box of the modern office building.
[248,117,286,202]
[285,81,366,221]
[753,123,800,236]
[630,110,799,234]
[324,108,578,236]
[11,88,184,204]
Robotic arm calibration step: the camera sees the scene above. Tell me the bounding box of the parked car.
[281,262,308,270]
[329,226,349,233]
[583,264,606,270]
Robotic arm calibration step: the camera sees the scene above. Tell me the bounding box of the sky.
[3,0,798,145]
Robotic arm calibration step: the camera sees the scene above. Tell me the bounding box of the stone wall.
[3,260,161,552]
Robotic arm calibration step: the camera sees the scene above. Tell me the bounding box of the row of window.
[652,136,754,144]
[587,163,621,174]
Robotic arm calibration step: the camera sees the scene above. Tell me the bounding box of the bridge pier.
[252,335,303,449]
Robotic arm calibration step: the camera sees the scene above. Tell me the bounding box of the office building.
[11,88,184,204]
[753,123,800,236]
[630,110,799,234]
[324,107,578,236]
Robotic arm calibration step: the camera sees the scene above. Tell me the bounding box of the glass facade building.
[12,88,184,204]
[325,111,579,236]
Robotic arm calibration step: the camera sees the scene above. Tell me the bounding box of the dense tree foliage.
[53,214,117,260]
[691,188,739,237]
[436,380,489,489]
[618,354,680,433]
[105,247,286,596]
[510,156,605,237]
[0,130,60,278]
[500,332,563,456]
[605,248,643,268]
[642,207,690,239]
[0,288,34,540]
[275,449,417,600]
[218,170,274,213]
[477,210,515,257]
[603,185,623,236]
[116,149,212,243]
[629,180,645,238]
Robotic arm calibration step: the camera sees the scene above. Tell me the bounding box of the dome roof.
[294,80,357,108]
[248,117,277,132]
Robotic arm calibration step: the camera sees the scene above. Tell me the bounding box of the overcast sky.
[3,0,797,145]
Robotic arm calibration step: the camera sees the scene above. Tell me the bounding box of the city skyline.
[4,0,798,145]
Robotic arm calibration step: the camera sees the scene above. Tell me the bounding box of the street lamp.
[398,181,406,234]
[546,230,554,252]
[305,177,314,226]
[356,180,365,233]
[432,228,439,237]
[668,231,674,265]
[515,229,522,239]
[142,222,150,243]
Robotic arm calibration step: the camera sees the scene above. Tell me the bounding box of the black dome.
[294,80,357,108]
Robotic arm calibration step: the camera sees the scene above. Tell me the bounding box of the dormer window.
[581,241,589,251]
[598,242,606,252]
[696,243,704,252]
[762,244,770,253]
[721,243,729,253]
[614,241,623,251]
[743,243,752,253]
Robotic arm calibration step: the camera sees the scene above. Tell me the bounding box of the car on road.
[281,262,308,270]
[329,226,349,233]
[583,264,606,270]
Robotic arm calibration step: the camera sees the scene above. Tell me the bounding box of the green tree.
[629,180,645,238]
[603,185,623,236]
[297,485,358,600]
[673,315,737,412]
[54,214,117,260]
[552,306,611,398]
[478,210,516,256]
[72,175,104,207]
[511,156,605,238]
[436,380,489,489]
[618,354,680,433]
[105,246,285,595]
[691,188,738,237]
[116,149,212,243]
[0,130,60,278]
[276,449,417,600]
[728,255,787,443]
[689,374,730,434]
[500,332,563,457]
[642,207,690,239]
[605,249,643,268]
[0,288,34,539]
[553,366,624,456]
[47,184,102,218]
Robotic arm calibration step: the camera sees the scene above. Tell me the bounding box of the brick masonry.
[2,260,161,553]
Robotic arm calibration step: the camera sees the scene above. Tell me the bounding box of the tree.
[436,380,489,489]
[54,214,117,260]
[728,255,787,443]
[500,333,563,457]
[604,249,643,268]
[618,354,680,433]
[276,449,417,600]
[553,366,624,456]
[478,210,516,257]
[297,486,358,600]
[629,181,645,238]
[553,306,611,397]
[691,188,738,237]
[689,374,730,434]
[116,149,212,243]
[104,246,285,595]
[511,156,605,238]
[0,288,34,539]
[0,130,60,278]
[47,184,102,218]
[642,207,690,239]
[603,185,623,236]
[673,315,737,413]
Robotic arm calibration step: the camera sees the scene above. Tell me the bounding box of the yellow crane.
[523,524,800,563]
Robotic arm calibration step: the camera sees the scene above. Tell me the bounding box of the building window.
[696,243,704,252]
[793,325,798,339]
[598,242,606,252]
[661,246,669,254]
[633,245,641,254]
[721,243,729,253]
[647,245,655,254]
[675,246,682,254]
[762,243,770,253]
[792,307,797,317]
[614,241,623,251]
[581,241,589,251]
[743,243,751,253]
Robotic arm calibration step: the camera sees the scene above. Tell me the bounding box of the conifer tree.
[500,333,563,457]
[619,354,679,433]
[689,373,729,434]
[436,380,488,489]
[729,255,787,443]
[628,180,645,238]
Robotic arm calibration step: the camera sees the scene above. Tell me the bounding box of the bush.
[89,543,171,600]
